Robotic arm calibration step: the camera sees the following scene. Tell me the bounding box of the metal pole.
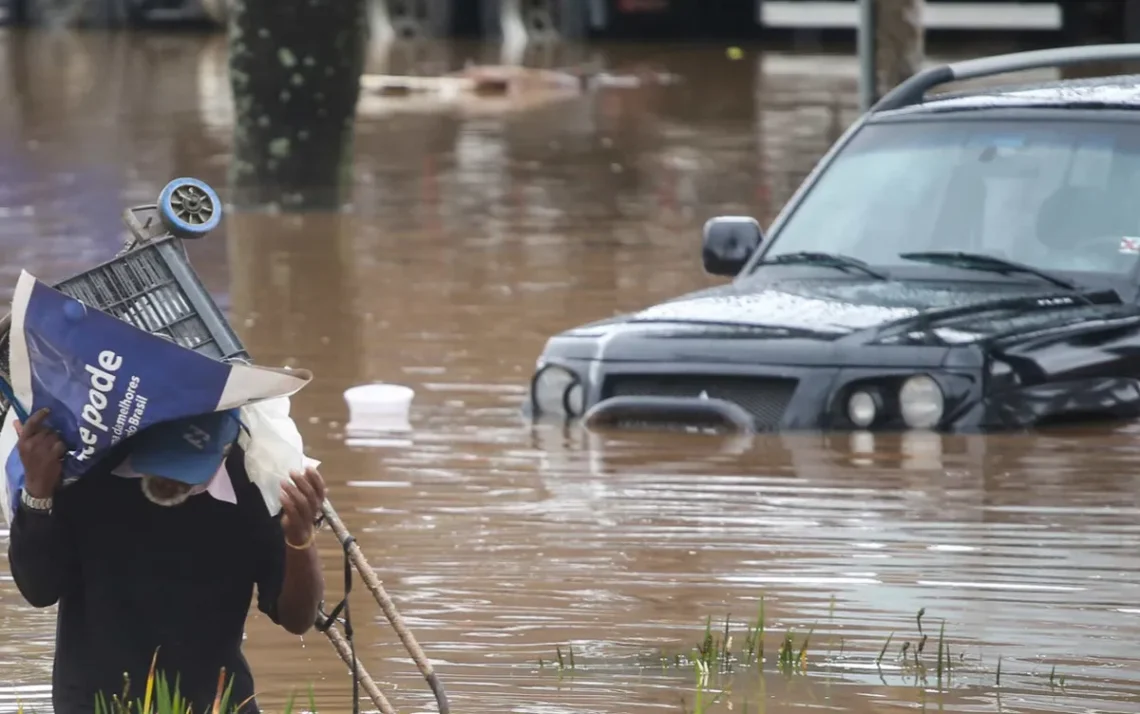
[858,0,877,112]
[588,0,606,30]
[500,0,528,64]
[367,0,395,45]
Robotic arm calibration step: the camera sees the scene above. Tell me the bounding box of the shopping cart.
[0,176,246,417]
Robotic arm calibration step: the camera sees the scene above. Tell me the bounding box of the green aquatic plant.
[688,654,730,714]
[546,599,1070,711]
[90,654,244,714]
[742,596,764,665]
[640,610,880,679]
[877,631,894,667]
[1049,664,1067,690]
[17,650,318,714]
[553,643,576,670]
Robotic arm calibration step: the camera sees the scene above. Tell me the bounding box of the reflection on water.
[0,27,1137,714]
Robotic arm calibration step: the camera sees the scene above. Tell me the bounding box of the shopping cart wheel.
[157,178,222,239]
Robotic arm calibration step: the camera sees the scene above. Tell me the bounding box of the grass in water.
[544,598,1074,712]
[17,649,319,714]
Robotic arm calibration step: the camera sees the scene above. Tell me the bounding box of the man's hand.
[280,467,326,547]
[14,408,67,500]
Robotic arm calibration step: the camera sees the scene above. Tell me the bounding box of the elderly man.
[7,406,326,714]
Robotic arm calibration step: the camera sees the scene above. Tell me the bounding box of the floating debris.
[357,63,681,117]
[343,383,415,447]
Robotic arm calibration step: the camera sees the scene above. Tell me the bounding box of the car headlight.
[847,390,879,428]
[531,364,581,417]
[899,375,944,429]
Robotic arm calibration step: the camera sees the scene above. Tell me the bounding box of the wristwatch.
[20,489,53,514]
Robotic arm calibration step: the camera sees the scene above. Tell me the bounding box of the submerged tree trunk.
[227,0,369,210]
[874,0,925,99]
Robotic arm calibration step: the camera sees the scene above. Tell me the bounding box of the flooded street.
[1,27,1140,714]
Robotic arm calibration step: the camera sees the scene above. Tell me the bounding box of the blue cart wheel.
[157,178,222,238]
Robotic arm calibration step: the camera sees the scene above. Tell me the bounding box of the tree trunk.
[874,0,924,99]
[227,0,369,210]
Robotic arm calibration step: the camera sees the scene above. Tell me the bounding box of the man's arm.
[8,492,76,607]
[275,524,324,635]
[253,467,326,636]
[275,468,326,634]
[7,409,73,607]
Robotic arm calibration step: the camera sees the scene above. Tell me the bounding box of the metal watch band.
[20,489,53,513]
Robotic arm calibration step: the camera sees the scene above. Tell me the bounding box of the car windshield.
[752,117,1140,278]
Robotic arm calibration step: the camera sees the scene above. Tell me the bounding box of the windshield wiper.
[897,251,1079,291]
[758,251,889,280]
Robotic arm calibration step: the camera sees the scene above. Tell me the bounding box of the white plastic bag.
[238,396,321,516]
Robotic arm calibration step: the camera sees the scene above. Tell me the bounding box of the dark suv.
[525,44,1140,435]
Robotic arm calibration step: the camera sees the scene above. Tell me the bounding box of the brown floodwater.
[1,26,1140,714]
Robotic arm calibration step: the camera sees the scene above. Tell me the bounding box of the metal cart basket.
[0,177,247,415]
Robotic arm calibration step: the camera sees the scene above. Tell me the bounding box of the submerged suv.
[525,44,1140,434]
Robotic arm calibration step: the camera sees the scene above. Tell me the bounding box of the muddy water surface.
[0,29,1139,714]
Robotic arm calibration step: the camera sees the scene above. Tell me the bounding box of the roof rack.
[873,43,1140,113]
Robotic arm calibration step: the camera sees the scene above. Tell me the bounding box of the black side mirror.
[702,216,762,277]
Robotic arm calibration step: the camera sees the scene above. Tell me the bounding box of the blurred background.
[3,1,1140,713]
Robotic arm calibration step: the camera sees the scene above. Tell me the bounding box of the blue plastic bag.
[0,270,312,524]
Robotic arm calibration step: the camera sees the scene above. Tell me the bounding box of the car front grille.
[603,374,798,431]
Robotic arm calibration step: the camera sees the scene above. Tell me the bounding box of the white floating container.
[343,383,415,435]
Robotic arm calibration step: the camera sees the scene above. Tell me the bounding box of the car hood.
[561,279,1128,344]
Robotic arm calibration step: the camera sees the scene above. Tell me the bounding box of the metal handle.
[119,205,169,255]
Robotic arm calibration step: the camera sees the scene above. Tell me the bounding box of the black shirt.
[7,446,285,714]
